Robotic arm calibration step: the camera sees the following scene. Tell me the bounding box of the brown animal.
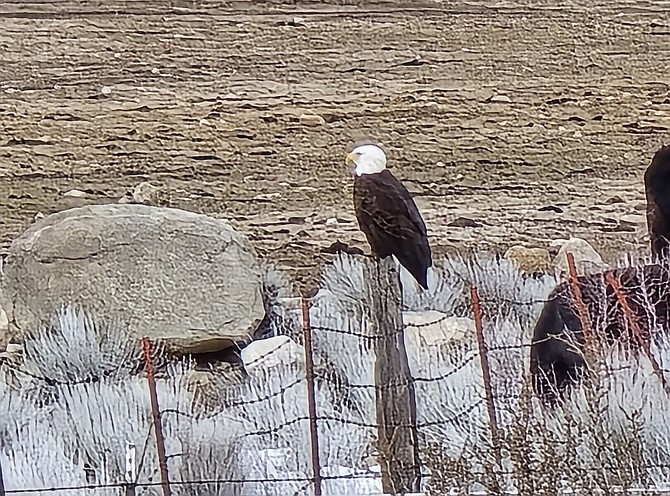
[645,145,670,260]
[530,145,670,404]
[529,262,670,404]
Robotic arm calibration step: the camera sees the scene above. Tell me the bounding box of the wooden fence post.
[364,256,421,495]
[301,297,323,496]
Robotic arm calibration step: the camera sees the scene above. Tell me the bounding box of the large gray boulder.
[0,204,265,354]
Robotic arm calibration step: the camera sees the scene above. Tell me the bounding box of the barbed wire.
[0,327,648,393]
[7,459,670,495]
[4,268,670,495]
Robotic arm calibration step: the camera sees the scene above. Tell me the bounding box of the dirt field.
[1,0,670,291]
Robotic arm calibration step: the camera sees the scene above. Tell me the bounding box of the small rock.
[132,181,161,205]
[118,181,162,206]
[320,241,364,256]
[62,189,89,198]
[504,245,551,274]
[33,212,45,222]
[325,217,337,226]
[602,222,636,233]
[538,205,564,213]
[335,212,356,223]
[605,195,625,204]
[619,213,646,225]
[550,237,607,280]
[487,94,512,103]
[253,192,280,201]
[248,147,276,156]
[101,86,113,95]
[448,216,481,228]
[241,335,303,372]
[298,113,326,127]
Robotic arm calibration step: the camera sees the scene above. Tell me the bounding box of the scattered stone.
[619,213,646,226]
[538,205,564,213]
[325,217,338,226]
[448,216,481,228]
[605,195,625,204]
[248,147,276,156]
[321,241,365,256]
[259,224,305,235]
[0,204,266,354]
[101,86,113,95]
[33,212,45,222]
[298,113,326,127]
[550,237,608,280]
[241,335,303,372]
[399,57,428,67]
[601,222,637,233]
[504,245,551,274]
[335,212,356,223]
[119,181,162,206]
[132,181,161,205]
[276,16,306,27]
[62,189,89,198]
[486,94,512,103]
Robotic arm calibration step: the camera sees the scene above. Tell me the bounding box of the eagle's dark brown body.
[353,169,432,289]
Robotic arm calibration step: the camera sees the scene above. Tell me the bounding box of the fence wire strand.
[3,268,670,494]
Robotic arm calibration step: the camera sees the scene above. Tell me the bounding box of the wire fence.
[2,254,670,495]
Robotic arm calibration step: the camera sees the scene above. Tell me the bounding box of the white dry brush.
[0,253,669,495]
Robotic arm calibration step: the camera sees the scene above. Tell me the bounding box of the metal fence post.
[141,337,172,496]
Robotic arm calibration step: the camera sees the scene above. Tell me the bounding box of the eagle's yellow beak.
[345,152,357,167]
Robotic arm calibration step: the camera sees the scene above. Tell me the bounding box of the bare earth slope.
[1,0,670,290]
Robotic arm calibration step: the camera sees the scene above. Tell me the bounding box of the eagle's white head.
[345,144,387,176]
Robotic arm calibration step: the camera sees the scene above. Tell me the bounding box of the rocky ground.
[1,0,670,292]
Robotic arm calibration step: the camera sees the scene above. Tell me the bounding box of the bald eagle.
[345,144,432,290]
[645,144,670,260]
